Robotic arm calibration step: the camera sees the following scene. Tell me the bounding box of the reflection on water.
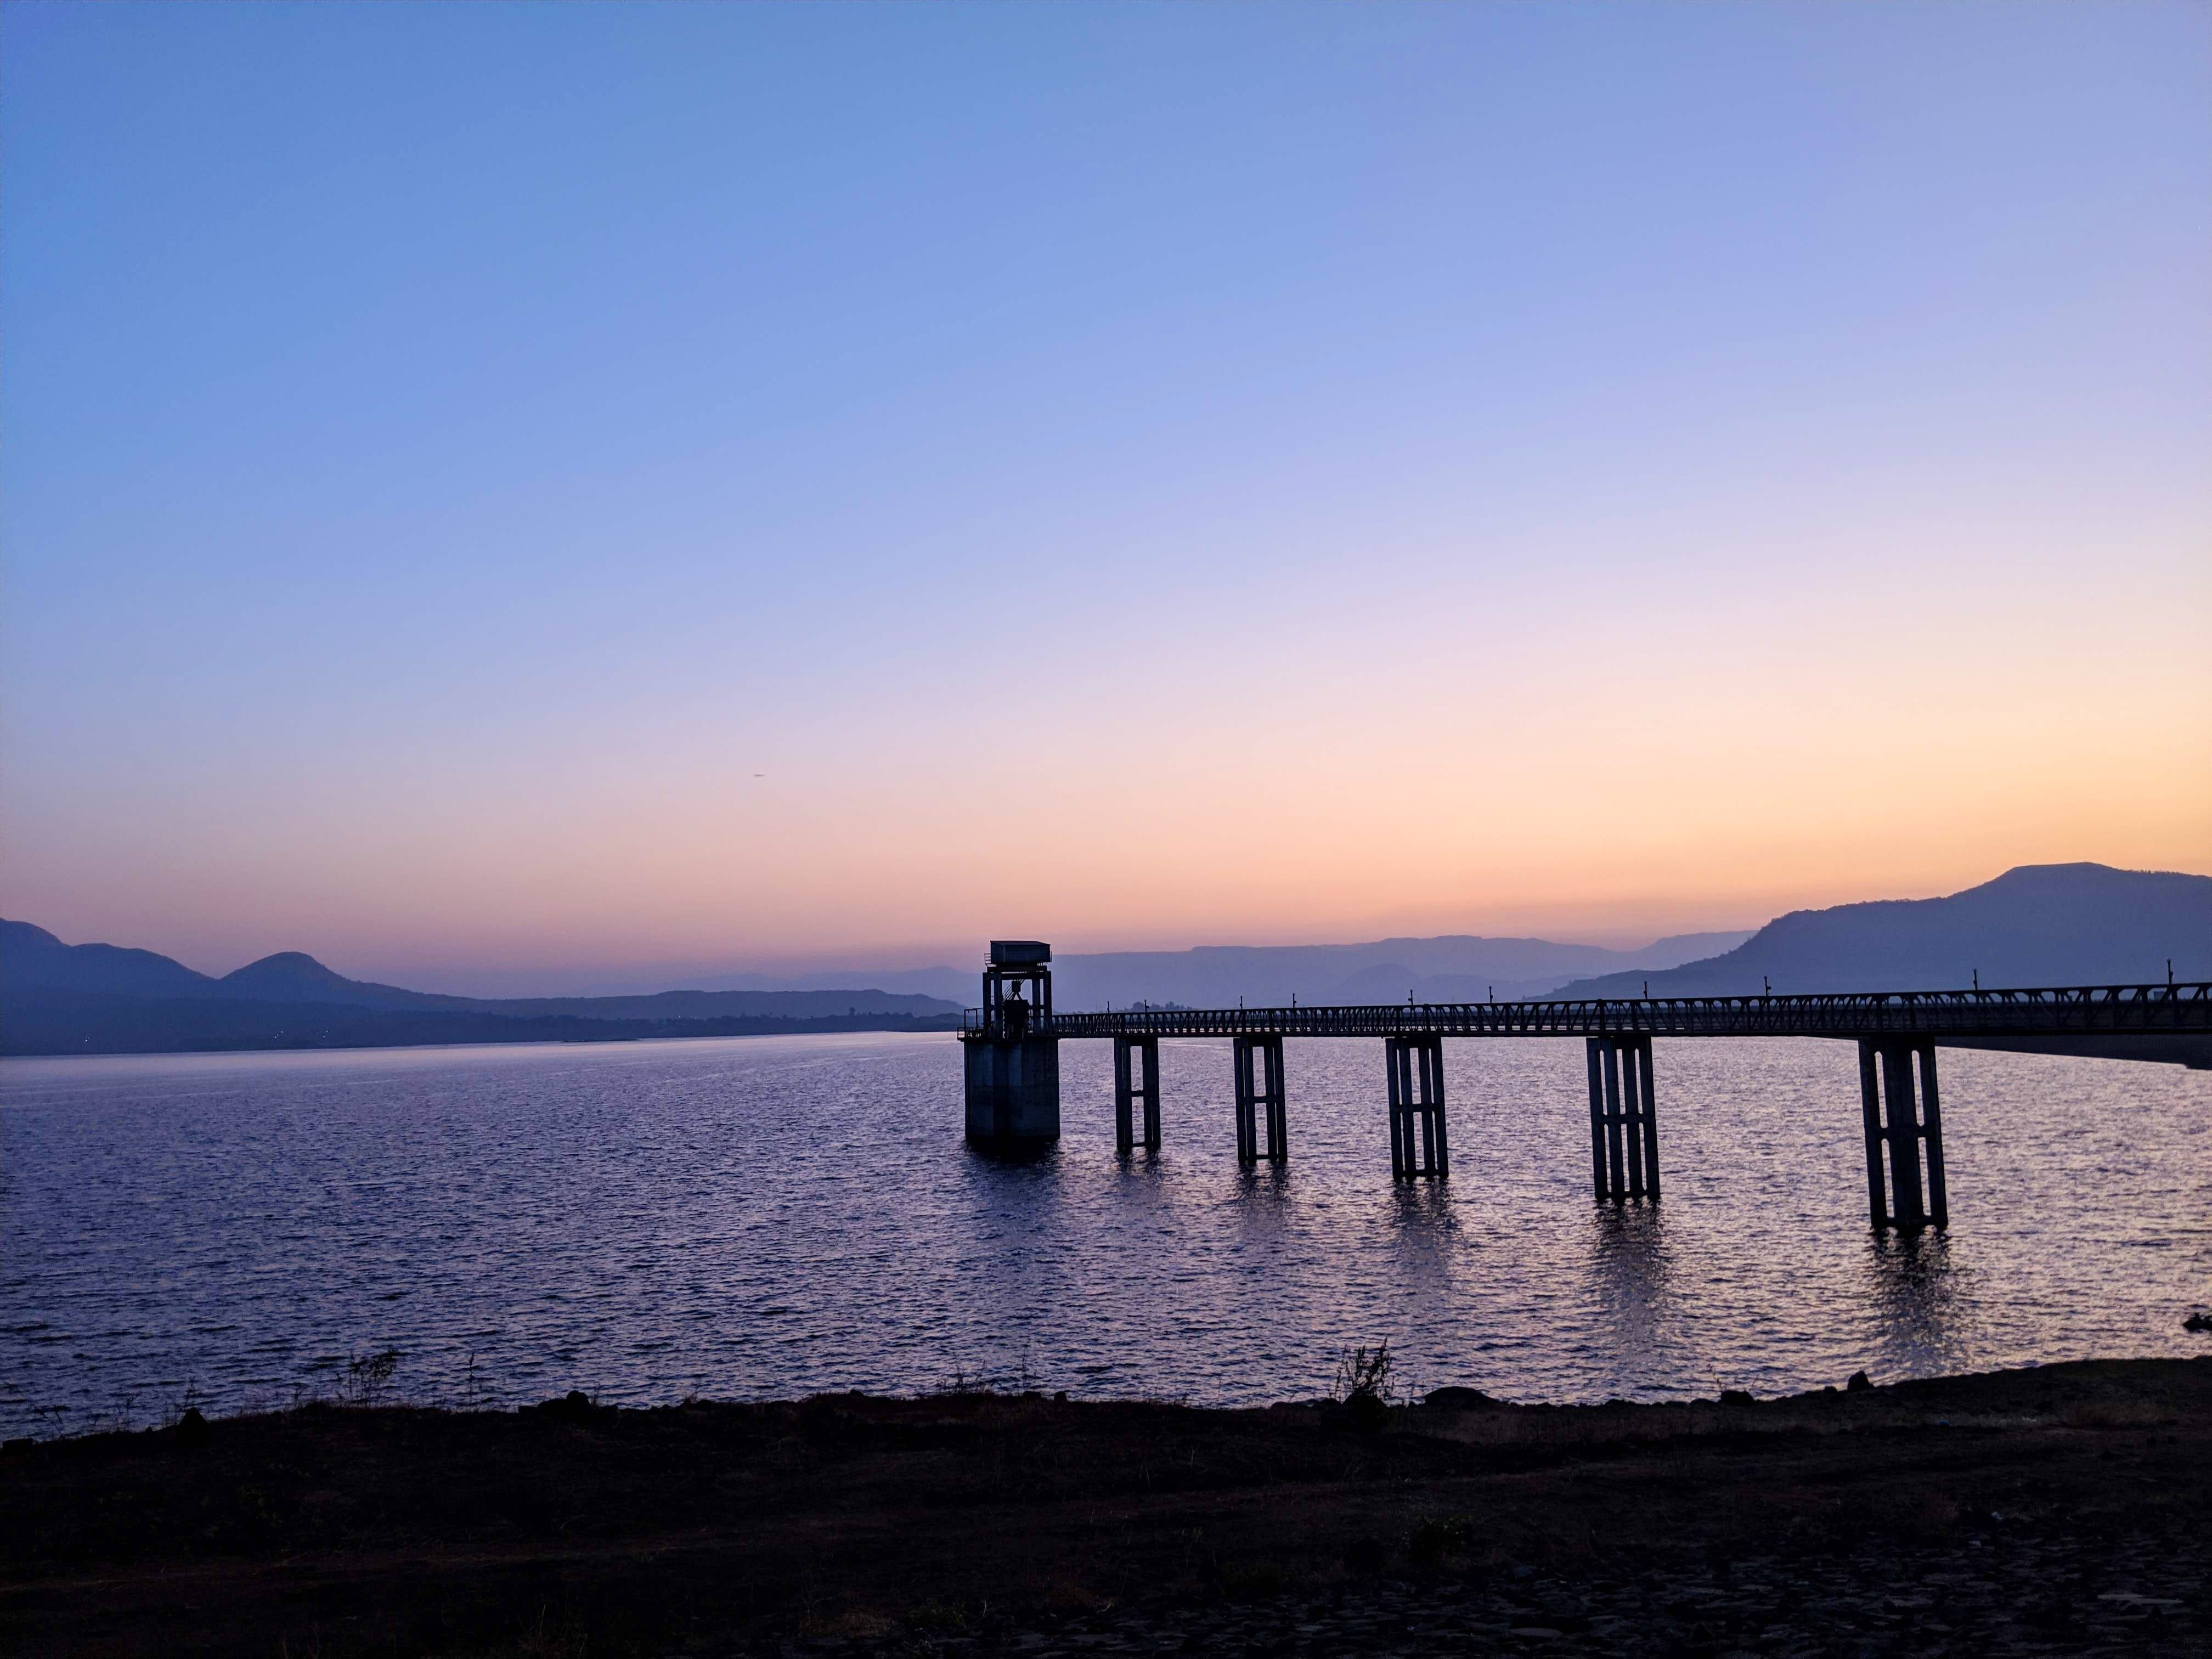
[1,1032,2208,1435]
[1385,1177,1457,1228]
[1587,1204,1674,1362]
[1863,1229,1966,1376]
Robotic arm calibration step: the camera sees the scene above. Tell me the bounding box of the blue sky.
[4,3,2207,992]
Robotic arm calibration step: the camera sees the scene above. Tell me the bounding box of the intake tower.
[959,940,1060,1144]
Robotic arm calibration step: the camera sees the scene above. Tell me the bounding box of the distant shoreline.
[0,992,961,1059]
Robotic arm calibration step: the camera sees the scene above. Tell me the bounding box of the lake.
[3,1031,2207,1437]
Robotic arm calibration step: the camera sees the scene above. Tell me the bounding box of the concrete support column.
[1385,1034,1449,1178]
[1113,1035,1161,1154]
[1858,1038,1948,1229]
[1628,1035,1659,1199]
[963,1036,1061,1144]
[1232,1035,1286,1163]
[1585,1035,1660,1201]
[1602,1040,1627,1197]
[1881,1042,1926,1227]
[1921,1042,1949,1225]
[1586,1039,1607,1197]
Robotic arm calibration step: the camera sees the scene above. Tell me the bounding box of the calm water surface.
[3,1032,2208,1435]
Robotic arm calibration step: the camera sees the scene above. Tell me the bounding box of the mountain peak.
[1979,861,2129,887]
[222,951,348,987]
[212,951,471,1009]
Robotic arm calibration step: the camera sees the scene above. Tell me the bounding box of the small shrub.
[1334,1341,1393,1402]
[531,1390,602,1425]
[339,1349,402,1407]
[1331,1341,1395,1432]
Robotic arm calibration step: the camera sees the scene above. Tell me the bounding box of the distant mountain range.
[0,922,962,1057]
[1047,932,1754,1012]
[5,862,2202,1058]
[633,965,980,1005]
[1551,864,2210,998]
[0,921,1759,1057]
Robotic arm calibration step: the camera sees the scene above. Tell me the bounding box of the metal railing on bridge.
[960,981,2211,1043]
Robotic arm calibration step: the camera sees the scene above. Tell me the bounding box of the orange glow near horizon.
[4,5,2207,994]
[12,583,2206,990]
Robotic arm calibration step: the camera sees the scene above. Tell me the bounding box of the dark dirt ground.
[3,1357,2208,1657]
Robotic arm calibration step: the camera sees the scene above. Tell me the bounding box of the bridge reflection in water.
[958,941,2212,1232]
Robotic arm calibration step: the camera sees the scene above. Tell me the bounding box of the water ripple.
[1,1032,2207,1434]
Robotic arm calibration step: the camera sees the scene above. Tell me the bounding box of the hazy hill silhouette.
[1553,865,2211,998]
[0,921,963,1054]
[213,950,476,1009]
[0,921,216,998]
[3,919,1751,1034]
[0,990,965,1057]
[2,923,959,1019]
[8,864,2200,1056]
[1051,930,1753,1011]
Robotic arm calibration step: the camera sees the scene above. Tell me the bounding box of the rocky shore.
[859,1526,2207,1657]
[4,1357,2208,1656]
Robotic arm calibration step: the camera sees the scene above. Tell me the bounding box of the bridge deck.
[961,982,2211,1043]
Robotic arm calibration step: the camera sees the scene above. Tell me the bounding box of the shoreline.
[0,1010,962,1062]
[5,1355,2208,1656]
[0,1022,961,1067]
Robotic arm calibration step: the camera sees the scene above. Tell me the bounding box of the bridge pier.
[1232,1035,1286,1163]
[1385,1035,1448,1178]
[1113,1035,1161,1154]
[1858,1039,1948,1228]
[1585,1035,1660,1202]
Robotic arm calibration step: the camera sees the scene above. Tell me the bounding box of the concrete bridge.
[957,940,2212,1230]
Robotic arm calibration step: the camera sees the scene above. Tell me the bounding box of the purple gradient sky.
[3,4,2207,995]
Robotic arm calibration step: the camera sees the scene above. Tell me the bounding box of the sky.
[3,3,2208,995]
